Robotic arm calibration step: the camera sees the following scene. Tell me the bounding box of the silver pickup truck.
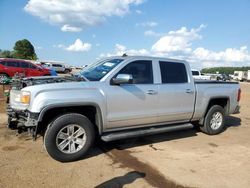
[7,56,241,162]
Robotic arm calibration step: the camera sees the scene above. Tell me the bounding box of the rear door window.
[6,61,20,67]
[0,61,6,66]
[159,61,188,83]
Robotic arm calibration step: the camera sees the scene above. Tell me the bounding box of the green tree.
[13,39,37,60]
[201,67,250,75]
[0,50,13,58]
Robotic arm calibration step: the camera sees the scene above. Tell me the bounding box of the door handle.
[186,89,194,94]
[146,90,158,95]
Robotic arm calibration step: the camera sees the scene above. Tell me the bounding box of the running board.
[101,123,194,142]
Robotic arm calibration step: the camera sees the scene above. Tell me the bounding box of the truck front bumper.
[7,105,39,128]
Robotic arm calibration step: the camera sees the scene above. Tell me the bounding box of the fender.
[37,102,104,134]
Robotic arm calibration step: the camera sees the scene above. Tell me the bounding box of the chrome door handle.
[146,90,158,95]
[186,89,194,94]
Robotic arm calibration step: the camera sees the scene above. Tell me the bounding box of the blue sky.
[1,0,250,69]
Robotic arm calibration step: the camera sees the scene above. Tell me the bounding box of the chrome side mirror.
[111,74,133,85]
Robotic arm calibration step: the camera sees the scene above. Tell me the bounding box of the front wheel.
[0,73,9,84]
[200,105,225,135]
[44,113,95,162]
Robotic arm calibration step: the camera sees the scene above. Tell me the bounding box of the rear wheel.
[44,113,95,162]
[200,105,225,135]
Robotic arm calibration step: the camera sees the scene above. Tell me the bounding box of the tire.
[44,113,95,162]
[0,73,9,84]
[200,105,225,135]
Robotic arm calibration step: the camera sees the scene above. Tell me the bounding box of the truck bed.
[192,80,240,121]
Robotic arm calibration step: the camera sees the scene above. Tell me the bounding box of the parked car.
[7,56,240,162]
[191,69,211,80]
[37,63,57,76]
[216,74,230,81]
[64,65,72,74]
[40,62,66,73]
[0,58,51,83]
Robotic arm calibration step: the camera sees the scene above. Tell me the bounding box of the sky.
[0,0,250,69]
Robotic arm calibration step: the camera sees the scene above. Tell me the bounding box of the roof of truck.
[103,55,187,63]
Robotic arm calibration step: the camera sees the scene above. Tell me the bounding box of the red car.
[0,58,51,81]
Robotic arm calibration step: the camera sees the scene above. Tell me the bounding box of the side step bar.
[101,123,194,142]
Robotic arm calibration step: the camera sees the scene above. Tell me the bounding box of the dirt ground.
[0,83,250,188]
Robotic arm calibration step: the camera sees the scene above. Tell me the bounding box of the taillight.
[237,88,241,102]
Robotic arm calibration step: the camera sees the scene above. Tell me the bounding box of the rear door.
[4,61,22,76]
[105,60,158,129]
[157,61,195,123]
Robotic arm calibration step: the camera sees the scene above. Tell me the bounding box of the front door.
[106,60,158,129]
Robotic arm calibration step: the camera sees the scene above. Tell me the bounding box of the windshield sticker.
[103,62,115,67]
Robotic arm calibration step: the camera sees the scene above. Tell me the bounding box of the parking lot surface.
[0,83,250,188]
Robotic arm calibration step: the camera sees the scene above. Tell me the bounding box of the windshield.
[80,58,124,81]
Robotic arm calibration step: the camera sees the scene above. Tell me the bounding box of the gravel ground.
[0,83,249,188]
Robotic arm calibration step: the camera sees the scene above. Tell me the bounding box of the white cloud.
[151,24,206,54]
[53,39,92,52]
[101,44,149,57]
[191,46,250,67]
[101,25,250,68]
[137,21,158,27]
[66,39,92,52]
[24,0,145,31]
[144,30,164,37]
[61,24,82,32]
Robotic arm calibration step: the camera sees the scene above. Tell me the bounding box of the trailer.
[233,71,247,82]
[247,70,250,82]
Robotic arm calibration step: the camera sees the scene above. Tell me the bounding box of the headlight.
[13,91,30,104]
[10,90,31,110]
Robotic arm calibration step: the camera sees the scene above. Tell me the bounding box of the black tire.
[44,113,95,162]
[0,73,9,84]
[200,105,225,135]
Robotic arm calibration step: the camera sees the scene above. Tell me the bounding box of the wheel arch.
[199,97,230,125]
[0,72,10,77]
[37,103,103,135]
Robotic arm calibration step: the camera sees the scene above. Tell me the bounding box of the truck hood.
[22,81,100,94]
[11,75,86,90]
[21,81,106,113]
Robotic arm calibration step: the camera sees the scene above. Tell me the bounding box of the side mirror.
[111,74,133,85]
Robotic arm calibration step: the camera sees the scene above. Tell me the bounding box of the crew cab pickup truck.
[7,56,241,162]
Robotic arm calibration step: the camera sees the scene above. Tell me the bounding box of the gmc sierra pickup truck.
[7,56,241,162]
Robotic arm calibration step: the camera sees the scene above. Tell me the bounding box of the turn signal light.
[20,92,30,104]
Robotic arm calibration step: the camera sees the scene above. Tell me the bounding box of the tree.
[13,39,37,60]
[201,67,250,75]
[0,50,13,58]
